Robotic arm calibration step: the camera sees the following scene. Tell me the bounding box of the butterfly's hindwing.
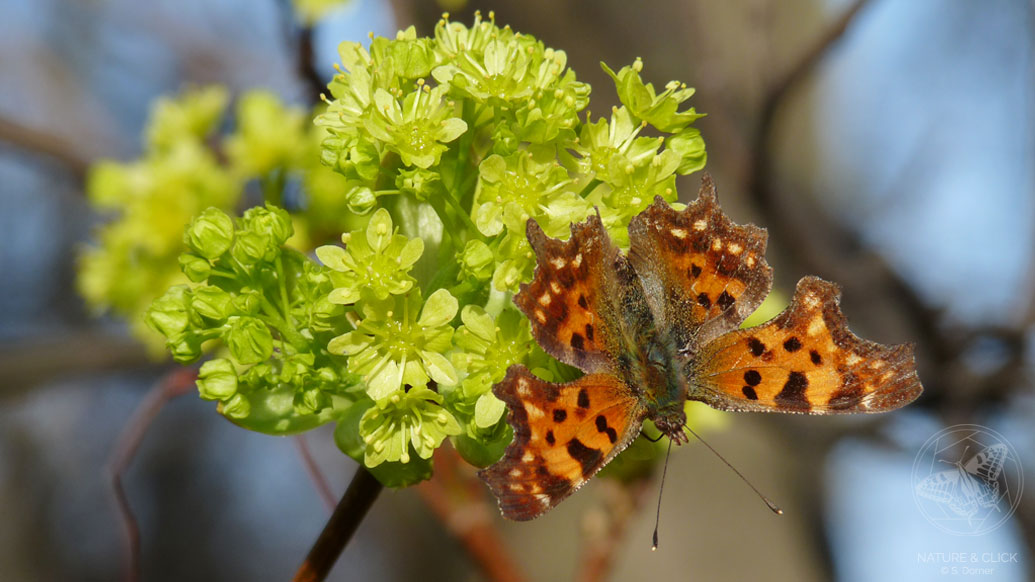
[478,366,646,520]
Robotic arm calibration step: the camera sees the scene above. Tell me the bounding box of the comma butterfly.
[478,175,923,520]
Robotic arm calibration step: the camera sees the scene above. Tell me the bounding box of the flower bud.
[197,358,239,401]
[179,253,212,283]
[146,285,192,337]
[224,316,273,365]
[243,204,293,247]
[185,208,234,260]
[346,186,377,215]
[221,393,251,419]
[191,285,232,321]
[230,231,273,264]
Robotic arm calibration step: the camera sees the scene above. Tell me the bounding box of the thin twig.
[0,115,92,181]
[297,26,326,105]
[294,434,338,511]
[415,446,527,582]
[107,367,199,582]
[292,466,383,582]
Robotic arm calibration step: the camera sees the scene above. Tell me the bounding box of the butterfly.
[477,174,923,520]
[916,444,1007,521]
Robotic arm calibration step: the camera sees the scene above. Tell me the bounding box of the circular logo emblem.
[912,424,1023,536]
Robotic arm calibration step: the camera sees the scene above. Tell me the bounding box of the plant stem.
[291,467,383,582]
[259,296,309,352]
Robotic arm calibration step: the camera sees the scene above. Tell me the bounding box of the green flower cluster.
[78,87,357,351]
[146,205,357,433]
[78,87,240,348]
[310,13,705,480]
[84,14,709,488]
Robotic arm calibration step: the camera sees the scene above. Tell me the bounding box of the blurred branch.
[575,477,652,582]
[292,467,383,582]
[297,26,326,105]
[747,0,1032,415]
[0,116,92,181]
[415,446,527,582]
[273,0,326,105]
[108,367,198,582]
[0,331,154,400]
[295,434,338,511]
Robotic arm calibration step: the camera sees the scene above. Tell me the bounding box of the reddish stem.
[108,367,198,582]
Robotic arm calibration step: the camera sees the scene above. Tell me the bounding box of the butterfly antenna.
[651,438,674,551]
[683,424,783,515]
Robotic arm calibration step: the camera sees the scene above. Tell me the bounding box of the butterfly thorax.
[625,333,690,444]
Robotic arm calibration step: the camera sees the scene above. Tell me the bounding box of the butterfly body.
[479,175,923,520]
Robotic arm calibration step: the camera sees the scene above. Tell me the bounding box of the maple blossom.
[88,13,709,487]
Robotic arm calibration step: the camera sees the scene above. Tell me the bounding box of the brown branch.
[292,466,383,582]
[415,446,527,582]
[0,115,92,181]
[107,367,198,582]
[294,434,338,511]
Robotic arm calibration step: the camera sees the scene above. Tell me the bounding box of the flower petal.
[417,288,458,328]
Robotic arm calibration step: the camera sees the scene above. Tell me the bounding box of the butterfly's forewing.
[478,366,646,520]
[516,214,652,375]
[628,175,773,350]
[691,276,922,413]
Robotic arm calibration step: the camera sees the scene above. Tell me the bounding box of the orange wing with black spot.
[628,175,773,349]
[516,213,652,375]
[478,366,646,520]
[691,276,922,413]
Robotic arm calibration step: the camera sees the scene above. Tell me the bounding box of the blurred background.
[1,0,1033,580]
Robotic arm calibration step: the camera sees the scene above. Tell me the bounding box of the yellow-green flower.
[329,288,459,400]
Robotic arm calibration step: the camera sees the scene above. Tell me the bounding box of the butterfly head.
[653,413,690,444]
